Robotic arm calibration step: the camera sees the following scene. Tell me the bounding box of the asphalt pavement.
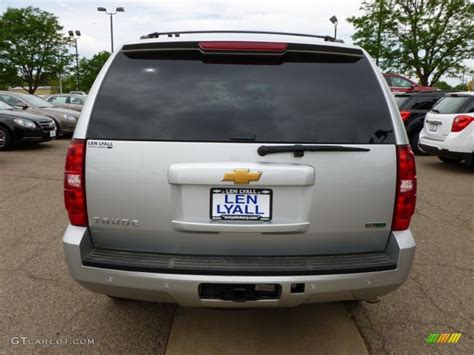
[0,139,472,354]
[350,155,474,353]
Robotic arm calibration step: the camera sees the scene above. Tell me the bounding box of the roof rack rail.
[139,30,343,43]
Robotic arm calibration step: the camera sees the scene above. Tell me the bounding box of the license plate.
[429,123,438,132]
[49,130,56,137]
[210,188,272,221]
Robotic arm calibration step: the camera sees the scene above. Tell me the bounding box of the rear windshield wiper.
[431,108,440,113]
[257,144,370,157]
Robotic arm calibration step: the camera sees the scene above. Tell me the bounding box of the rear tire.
[437,156,462,164]
[410,129,428,156]
[0,126,13,151]
[463,156,474,169]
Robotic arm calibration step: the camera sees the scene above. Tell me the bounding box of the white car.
[420,92,474,168]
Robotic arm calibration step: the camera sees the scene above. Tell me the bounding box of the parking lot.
[0,139,472,354]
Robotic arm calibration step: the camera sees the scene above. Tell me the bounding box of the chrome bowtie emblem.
[222,169,262,184]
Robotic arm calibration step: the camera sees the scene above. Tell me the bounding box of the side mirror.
[14,102,28,110]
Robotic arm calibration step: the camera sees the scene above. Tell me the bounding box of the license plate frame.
[429,123,438,132]
[210,187,272,221]
[49,130,56,137]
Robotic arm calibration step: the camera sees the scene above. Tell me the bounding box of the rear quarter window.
[87,50,395,144]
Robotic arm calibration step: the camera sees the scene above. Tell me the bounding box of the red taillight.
[451,115,473,132]
[64,139,88,226]
[199,41,288,52]
[400,111,411,122]
[392,145,417,231]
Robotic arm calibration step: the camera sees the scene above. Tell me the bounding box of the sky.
[0,0,471,85]
[1,0,361,56]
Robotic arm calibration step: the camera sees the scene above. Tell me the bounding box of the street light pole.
[74,38,79,89]
[329,15,338,40]
[97,7,125,52]
[110,13,114,52]
[68,30,81,91]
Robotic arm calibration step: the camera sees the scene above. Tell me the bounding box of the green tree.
[0,65,20,90]
[78,51,111,92]
[452,82,468,91]
[348,0,399,66]
[348,0,474,86]
[52,51,111,94]
[433,80,452,90]
[0,7,72,93]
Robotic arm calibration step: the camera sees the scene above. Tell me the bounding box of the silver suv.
[63,31,416,307]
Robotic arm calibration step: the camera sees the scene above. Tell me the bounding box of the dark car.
[384,73,436,93]
[394,91,448,154]
[0,91,79,135]
[0,101,56,150]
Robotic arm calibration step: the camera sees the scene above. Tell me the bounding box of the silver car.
[63,31,416,307]
[46,94,87,112]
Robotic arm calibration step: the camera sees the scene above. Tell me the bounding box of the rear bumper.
[419,128,473,155]
[63,226,416,307]
[419,143,473,162]
[82,248,397,276]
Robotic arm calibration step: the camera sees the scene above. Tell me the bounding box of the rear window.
[88,50,395,144]
[432,96,472,114]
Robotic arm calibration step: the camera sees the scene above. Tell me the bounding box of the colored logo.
[425,333,462,344]
[222,169,262,184]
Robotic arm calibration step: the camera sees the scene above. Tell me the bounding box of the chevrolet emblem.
[222,169,262,184]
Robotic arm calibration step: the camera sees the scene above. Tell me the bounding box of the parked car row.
[395,90,474,167]
[394,91,448,154]
[1,82,471,168]
[0,91,84,150]
[0,100,56,150]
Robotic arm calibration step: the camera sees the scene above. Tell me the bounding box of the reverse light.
[399,111,411,122]
[64,139,88,226]
[199,41,288,52]
[451,115,473,132]
[392,145,417,231]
